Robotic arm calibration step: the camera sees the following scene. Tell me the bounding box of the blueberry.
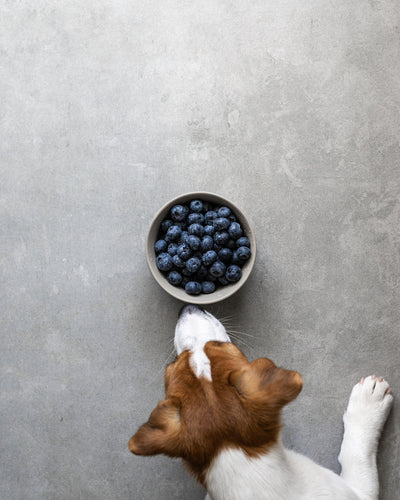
[181,277,190,288]
[171,204,189,221]
[154,239,168,254]
[180,231,189,244]
[187,235,201,251]
[205,210,218,223]
[228,222,243,240]
[213,217,230,231]
[218,247,233,263]
[175,220,188,231]
[201,235,214,252]
[202,250,218,267]
[188,223,204,237]
[167,271,183,286]
[160,219,173,234]
[209,260,226,278]
[206,273,217,282]
[204,224,215,236]
[156,252,173,272]
[196,265,209,280]
[192,250,203,260]
[189,200,204,213]
[167,243,179,256]
[237,246,251,261]
[188,212,205,225]
[202,201,211,212]
[231,250,241,265]
[165,224,182,242]
[182,267,194,277]
[218,206,231,218]
[236,236,250,248]
[202,281,216,294]
[172,254,186,268]
[177,243,192,261]
[226,239,237,250]
[214,231,229,246]
[185,281,202,295]
[186,256,201,274]
[218,275,230,286]
[225,265,242,283]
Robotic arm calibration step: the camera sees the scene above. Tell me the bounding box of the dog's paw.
[343,375,393,447]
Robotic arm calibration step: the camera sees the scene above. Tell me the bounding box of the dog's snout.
[178,304,205,318]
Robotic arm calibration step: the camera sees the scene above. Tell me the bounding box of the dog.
[129,304,393,500]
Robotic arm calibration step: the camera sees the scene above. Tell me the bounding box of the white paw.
[343,375,393,447]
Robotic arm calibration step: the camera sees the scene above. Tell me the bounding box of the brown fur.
[129,341,302,484]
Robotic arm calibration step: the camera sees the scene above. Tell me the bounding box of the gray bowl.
[145,192,256,304]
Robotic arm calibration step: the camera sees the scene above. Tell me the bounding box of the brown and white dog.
[129,305,393,500]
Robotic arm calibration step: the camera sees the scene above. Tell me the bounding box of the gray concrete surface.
[1,1,399,499]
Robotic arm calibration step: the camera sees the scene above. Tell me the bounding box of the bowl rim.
[145,191,256,304]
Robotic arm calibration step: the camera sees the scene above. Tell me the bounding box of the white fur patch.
[174,307,230,380]
[205,445,360,500]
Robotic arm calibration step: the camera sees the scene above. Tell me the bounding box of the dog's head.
[129,305,302,483]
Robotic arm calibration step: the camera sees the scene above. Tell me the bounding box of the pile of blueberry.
[154,199,252,295]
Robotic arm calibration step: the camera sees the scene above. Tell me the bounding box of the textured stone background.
[1,1,399,498]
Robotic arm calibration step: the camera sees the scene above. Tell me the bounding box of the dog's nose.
[178,304,205,318]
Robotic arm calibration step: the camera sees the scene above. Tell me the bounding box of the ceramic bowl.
[145,192,256,304]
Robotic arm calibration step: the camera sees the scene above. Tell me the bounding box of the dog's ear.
[229,357,303,407]
[129,398,181,456]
